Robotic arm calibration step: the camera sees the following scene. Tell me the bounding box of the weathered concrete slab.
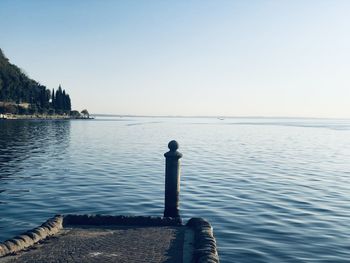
[0,215,219,263]
[1,226,185,263]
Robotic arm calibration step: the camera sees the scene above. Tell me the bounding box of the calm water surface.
[1,117,350,262]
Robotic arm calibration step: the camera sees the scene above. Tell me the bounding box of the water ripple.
[0,118,350,262]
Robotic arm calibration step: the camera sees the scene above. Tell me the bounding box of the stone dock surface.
[0,215,219,263]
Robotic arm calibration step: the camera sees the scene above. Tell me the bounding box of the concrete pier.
[0,215,219,263]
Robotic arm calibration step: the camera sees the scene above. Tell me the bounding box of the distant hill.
[0,48,71,114]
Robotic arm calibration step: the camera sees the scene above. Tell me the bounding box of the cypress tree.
[51,88,55,108]
[66,94,71,111]
[39,86,46,109]
[62,90,66,111]
[55,85,63,110]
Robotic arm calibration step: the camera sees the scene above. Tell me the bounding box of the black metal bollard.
[164,140,183,218]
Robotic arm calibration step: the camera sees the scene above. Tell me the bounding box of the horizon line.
[90,114,350,120]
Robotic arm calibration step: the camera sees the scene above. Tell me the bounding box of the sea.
[0,117,349,262]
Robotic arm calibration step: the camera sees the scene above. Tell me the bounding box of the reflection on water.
[0,120,71,240]
[0,120,71,178]
[0,117,350,263]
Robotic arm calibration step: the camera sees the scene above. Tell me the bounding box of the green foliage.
[70,110,81,117]
[1,104,18,114]
[81,109,89,118]
[0,48,72,114]
[51,85,71,112]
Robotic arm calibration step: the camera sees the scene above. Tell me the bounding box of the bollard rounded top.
[165,140,182,159]
[168,140,179,151]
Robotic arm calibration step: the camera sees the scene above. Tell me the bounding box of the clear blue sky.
[1,0,349,117]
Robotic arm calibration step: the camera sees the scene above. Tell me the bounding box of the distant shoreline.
[0,114,94,120]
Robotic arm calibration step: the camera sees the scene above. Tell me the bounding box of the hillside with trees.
[0,48,72,115]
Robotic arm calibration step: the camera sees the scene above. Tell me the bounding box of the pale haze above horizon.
[1,0,349,118]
